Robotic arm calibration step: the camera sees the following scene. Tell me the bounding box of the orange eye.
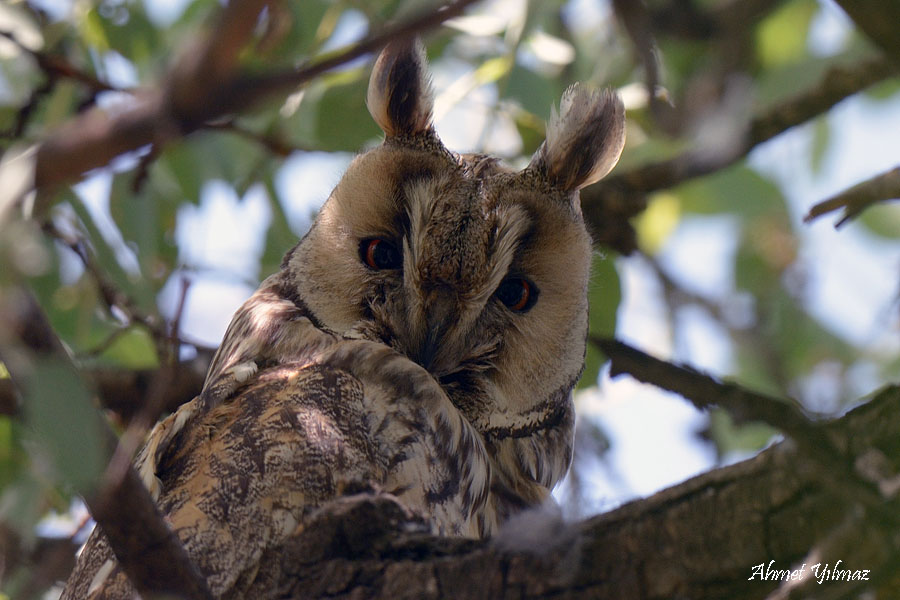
[361,238,401,270]
[495,277,536,312]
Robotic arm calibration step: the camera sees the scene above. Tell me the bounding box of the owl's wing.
[63,343,491,599]
[63,362,387,599]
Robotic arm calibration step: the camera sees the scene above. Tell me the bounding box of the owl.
[62,39,625,599]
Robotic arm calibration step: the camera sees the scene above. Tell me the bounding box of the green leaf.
[505,64,561,121]
[734,216,795,293]
[0,471,48,544]
[0,417,24,492]
[636,192,682,255]
[259,177,305,278]
[733,285,858,396]
[11,226,120,354]
[155,130,271,202]
[37,80,79,128]
[512,109,545,157]
[314,71,382,151]
[246,0,332,66]
[705,407,778,459]
[676,165,788,219]
[857,202,900,239]
[87,4,160,68]
[578,254,620,389]
[80,7,110,51]
[755,0,817,68]
[98,327,160,368]
[108,172,180,289]
[863,78,900,102]
[67,189,158,313]
[809,116,830,174]
[285,69,381,151]
[22,360,105,494]
[754,45,874,108]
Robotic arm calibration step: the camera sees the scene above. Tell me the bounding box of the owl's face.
[285,40,624,493]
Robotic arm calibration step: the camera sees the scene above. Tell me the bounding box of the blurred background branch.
[804,164,900,226]
[29,0,481,197]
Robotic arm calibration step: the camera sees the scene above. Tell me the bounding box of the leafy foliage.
[0,0,898,595]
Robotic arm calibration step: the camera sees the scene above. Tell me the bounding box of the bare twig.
[226,0,480,104]
[640,253,794,392]
[804,165,900,227]
[79,326,134,358]
[169,275,191,357]
[611,0,668,122]
[0,360,208,419]
[0,29,121,142]
[0,30,118,94]
[102,277,194,489]
[41,221,167,343]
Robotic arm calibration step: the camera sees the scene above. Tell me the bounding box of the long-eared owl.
[62,38,625,599]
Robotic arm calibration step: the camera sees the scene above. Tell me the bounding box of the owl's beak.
[413,286,457,374]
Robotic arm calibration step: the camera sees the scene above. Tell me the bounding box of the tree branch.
[0,30,118,94]
[592,336,813,432]
[831,0,900,68]
[30,0,480,197]
[592,337,898,519]
[803,165,900,227]
[0,285,212,600]
[0,356,208,419]
[581,54,897,250]
[212,385,900,599]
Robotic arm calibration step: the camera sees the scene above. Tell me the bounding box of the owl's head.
[285,39,624,502]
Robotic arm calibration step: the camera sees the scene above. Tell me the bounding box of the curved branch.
[581,54,898,242]
[31,0,480,197]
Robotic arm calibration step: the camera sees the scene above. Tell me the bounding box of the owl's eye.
[495,277,537,312]
[361,238,402,270]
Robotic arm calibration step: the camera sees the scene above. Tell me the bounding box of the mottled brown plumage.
[62,38,625,599]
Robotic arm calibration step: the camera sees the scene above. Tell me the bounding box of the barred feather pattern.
[135,271,338,499]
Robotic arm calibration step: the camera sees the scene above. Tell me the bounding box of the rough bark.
[221,385,900,600]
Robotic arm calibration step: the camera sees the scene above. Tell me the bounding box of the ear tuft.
[530,85,626,192]
[367,38,434,138]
